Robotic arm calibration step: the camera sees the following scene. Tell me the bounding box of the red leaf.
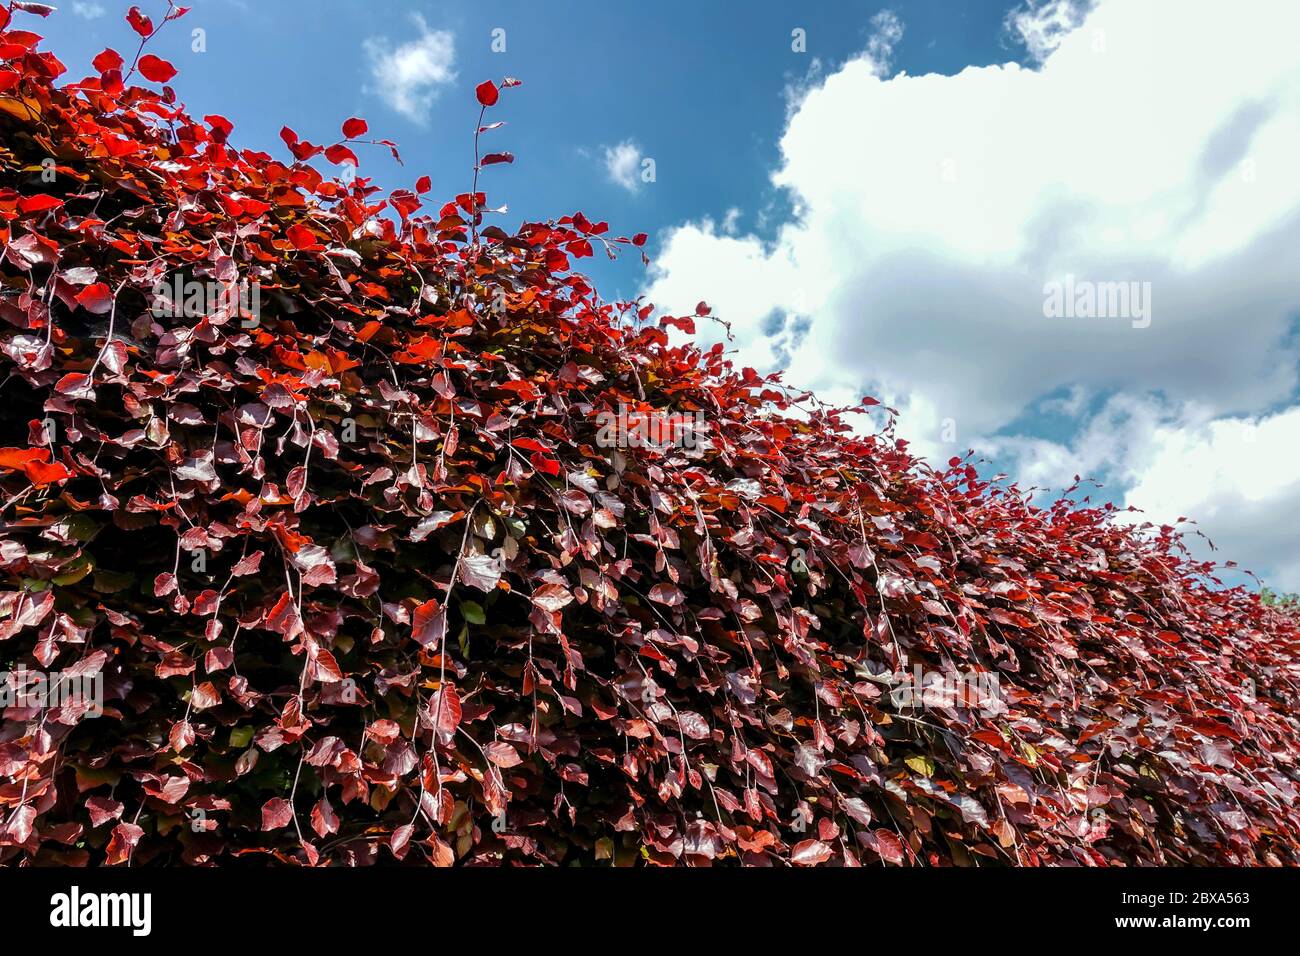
[325,144,359,167]
[341,116,368,138]
[389,823,414,859]
[428,684,461,743]
[0,447,49,471]
[24,458,73,486]
[18,194,63,214]
[870,829,905,864]
[531,584,574,613]
[204,113,233,139]
[126,6,153,36]
[649,583,685,607]
[3,805,35,843]
[458,553,502,592]
[484,741,522,768]
[475,80,499,106]
[286,223,319,250]
[261,798,294,831]
[411,599,446,648]
[92,48,123,73]
[205,646,233,672]
[231,550,264,576]
[266,592,304,640]
[138,54,176,83]
[54,372,92,398]
[169,720,195,751]
[482,764,508,817]
[677,711,712,740]
[311,646,343,683]
[74,282,113,315]
[100,340,128,374]
[86,796,124,828]
[310,797,339,837]
[791,839,833,866]
[105,822,144,865]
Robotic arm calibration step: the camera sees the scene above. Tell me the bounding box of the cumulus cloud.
[865,10,905,75]
[1005,0,1095,63]
[983,398,1300,588]
[602,140,644,192]
[362,15,456,124]
[71,1,107,17]
[784,9,904,115]
[644,0,1300,586]
[1122,408,1300,588]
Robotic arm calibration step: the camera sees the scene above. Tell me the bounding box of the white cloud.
[1123,408,1300,589]
[645,0,1300,585]
[72,0,107,17]
[362,15,456,124]
[985,398,1300,590]
[1039,384,1090,419]
[865,10,905,75]
[1005,0,1095,63]
[602,140,644,192]
[784,9,904,116]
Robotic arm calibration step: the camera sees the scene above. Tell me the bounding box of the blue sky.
[51,0,1015,299]
[47,1,1300,590]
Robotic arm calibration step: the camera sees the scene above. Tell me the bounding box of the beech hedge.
[2,4,1300,866]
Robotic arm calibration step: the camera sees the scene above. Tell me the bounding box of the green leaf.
[93,568,136,593]
[53,556,94,585]
[56,514,104,543]
[461,600,486,625]
[229,726,254,749]
[905,755,935,777]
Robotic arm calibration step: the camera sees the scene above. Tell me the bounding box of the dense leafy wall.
[2,4,1299,866]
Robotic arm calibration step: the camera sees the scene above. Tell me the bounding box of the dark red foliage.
[2,6,1300,867]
